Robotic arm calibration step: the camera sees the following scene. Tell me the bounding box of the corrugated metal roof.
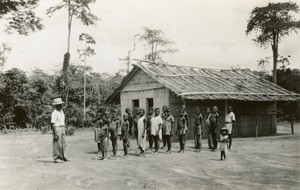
[106,61,300,103]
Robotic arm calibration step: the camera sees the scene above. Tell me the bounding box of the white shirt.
[150,115,163,137]
[225,112,235,123]
[51,109,65,127]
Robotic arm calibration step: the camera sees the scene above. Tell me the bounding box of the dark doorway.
[146,98,154,115]
[132,99,140,113]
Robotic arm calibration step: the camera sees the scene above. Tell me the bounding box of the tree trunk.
[271,32,279,84]
[83,46,87,121]
[67,0,72,53]
[272,48,278,84]
[151,32,154,61]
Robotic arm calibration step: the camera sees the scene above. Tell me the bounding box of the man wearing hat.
[51,98,69,163]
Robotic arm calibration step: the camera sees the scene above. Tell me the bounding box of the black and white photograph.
[0,0,300,189]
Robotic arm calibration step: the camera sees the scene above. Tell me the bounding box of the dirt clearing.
[0,122,299,190]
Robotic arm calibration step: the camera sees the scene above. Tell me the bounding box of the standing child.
[94,112,103,154]
[209,106,219,151]
[121,115,130,158]
[219,127,229,161]
[225,106,235,150]
[150,108,163,154]
[137,109,147,157]
[194,107,203,152]
[165,108,175,153]
[146,107,154,150]
[206,107,212,149]
[98,116,109,160]
[125,108,133,148]
[133,108,140,144]
[161,105,168,149]
[109,113,119,159]
[177,112,188,153]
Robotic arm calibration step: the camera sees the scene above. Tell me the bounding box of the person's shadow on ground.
[36,160,56,164]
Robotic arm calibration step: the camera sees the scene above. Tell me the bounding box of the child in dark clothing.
[94,113,103,154]
[161,105,168,150]
[209,106,219,151]
[146,107,154,150]
[177,112,188,153]
[165,108,175,153]
[219,127,229,161]
[109,114,119,159]
[98,117,109,160]
[121,115,130,158]
[125,108,133,148]
[194,107,203,152]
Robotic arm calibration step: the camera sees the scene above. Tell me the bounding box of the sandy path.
[0,122,299,190]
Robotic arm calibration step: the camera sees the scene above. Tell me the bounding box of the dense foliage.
[0,66,124,130]
[254,68,300,121]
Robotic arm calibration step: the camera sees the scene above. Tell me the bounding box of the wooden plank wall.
[120,69,169,120]
[169,92,277,139]
[120,88,169,119]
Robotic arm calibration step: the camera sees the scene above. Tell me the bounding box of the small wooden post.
[225,100,228,116]
[289,101,294,135]
[182,97,186,108]
[225,100,228,135]
[256,107,258,138]
[291,113,294,135]
[253,104,259,138]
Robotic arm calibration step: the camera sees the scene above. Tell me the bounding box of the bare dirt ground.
[0,122,299,190]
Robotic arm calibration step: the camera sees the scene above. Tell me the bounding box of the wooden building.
[106,61,299,138]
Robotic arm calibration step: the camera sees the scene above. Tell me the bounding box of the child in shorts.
[219,127,229,161]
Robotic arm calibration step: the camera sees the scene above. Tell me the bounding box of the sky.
[1,0,300,75]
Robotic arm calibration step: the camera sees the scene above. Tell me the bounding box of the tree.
[47,0,99,88]
[277,68,300,93]
[137,27,178,62]
[0,43,11,71]
[0,0,43,70]
[77,33,96,121]
[246,2,300,84]
[0,0,44,35]
[1,68,29,128]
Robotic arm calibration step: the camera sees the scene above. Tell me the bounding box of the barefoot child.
[161,105,168,150]
[150,108,163,154]
[194,107,203,152]
[98,117,109,160]
[125,108,133,149]
[121,115,130,158]
[137,109,147,157]
[219,127,229,161]
[146,107,154,150]
[109,114,119,159]
[177,112,188,153]
[94,112,103,154]
[165,108,175,153]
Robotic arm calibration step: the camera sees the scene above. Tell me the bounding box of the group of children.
[93,105,232,161]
